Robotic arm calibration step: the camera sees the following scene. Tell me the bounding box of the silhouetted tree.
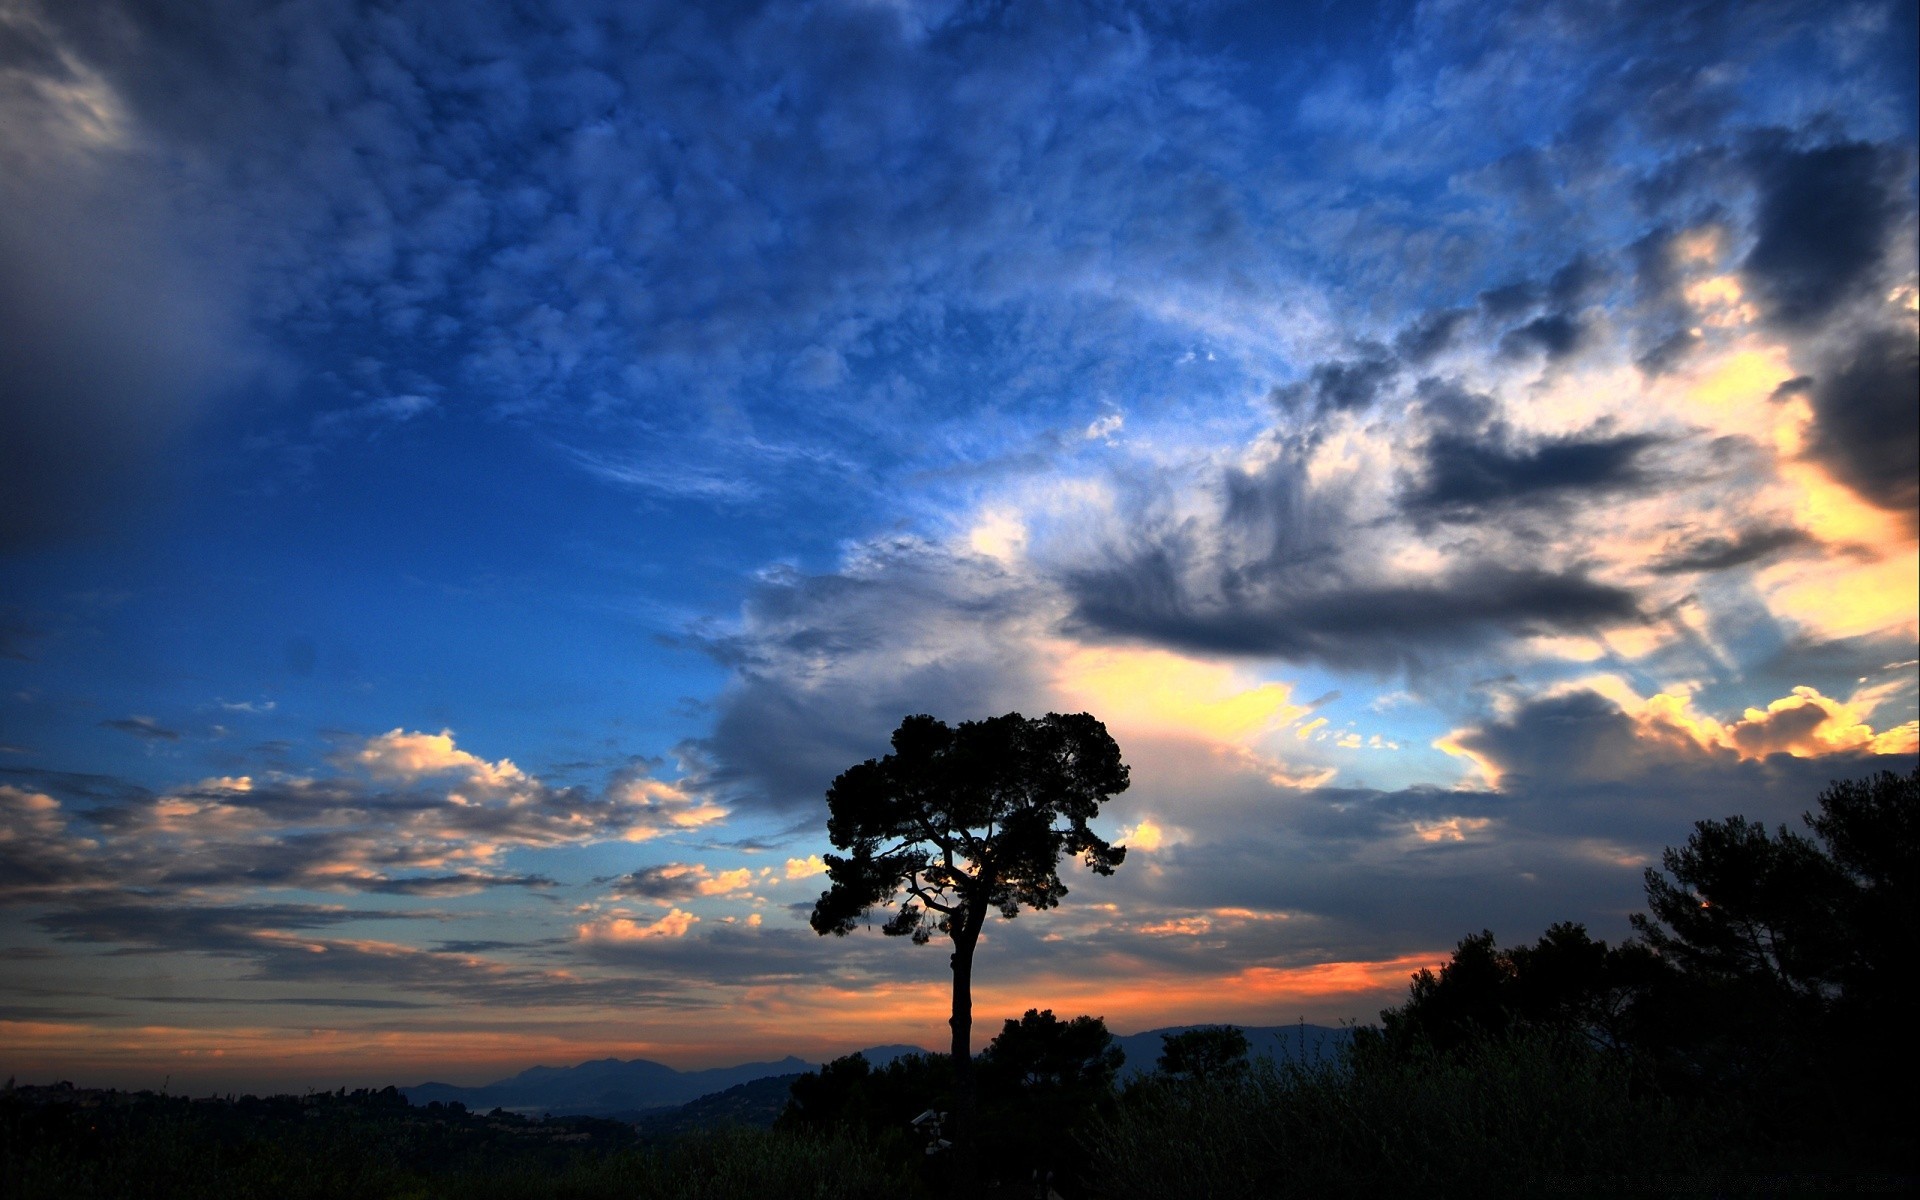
[1630,768,1919,1120]
[1365,923,1667,1059]
[809,711,1130,1166]
[1799,769,1918,1026]
[980,1009,1124,1093]
[1631,815,1846,1006]
[1155,1026,1250,1083]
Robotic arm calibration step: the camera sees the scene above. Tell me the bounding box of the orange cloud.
[1638,684,1918,759]
[346,728,527,788]
[578,908,698,942]
[613,776,727,840]
[696,868,753,896]
[783,855,827,880]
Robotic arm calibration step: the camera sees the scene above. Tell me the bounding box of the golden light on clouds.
[1054,646,1308,745]
[347,728,528,788]
[578,908,698,942]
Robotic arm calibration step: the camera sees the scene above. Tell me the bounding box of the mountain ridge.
[400,1027,1353,1118]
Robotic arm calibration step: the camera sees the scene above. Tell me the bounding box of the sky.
[2,0,1916,1094]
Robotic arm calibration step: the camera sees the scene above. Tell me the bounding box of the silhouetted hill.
[626,1073,805,1134]
[403,1045,931,1117]
[401,1029,1349,1120]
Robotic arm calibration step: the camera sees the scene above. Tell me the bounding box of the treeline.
[0,1082,909,1199]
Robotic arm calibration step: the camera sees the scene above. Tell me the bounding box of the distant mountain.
[402,1027,1351,1120]
[403,1044,929,1118]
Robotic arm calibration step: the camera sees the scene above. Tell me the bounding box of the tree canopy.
[1155,1026,1250,1083]
[809,711,1129,945]
[808,711,1130,1172]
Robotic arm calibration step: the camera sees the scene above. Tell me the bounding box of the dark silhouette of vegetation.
[1153,1025,1250,1083]
[1086,768,1918,1196]
[808,711,1129,1169]
[1357,922,1665,1059]
[780,1011,1125,1192]
[0,1083,908,1200]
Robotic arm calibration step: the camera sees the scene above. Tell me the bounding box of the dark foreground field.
[6,1039,1914,1200]
[0,1083,909,1200]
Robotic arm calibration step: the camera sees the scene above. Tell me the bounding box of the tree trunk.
[948,905,986,1193]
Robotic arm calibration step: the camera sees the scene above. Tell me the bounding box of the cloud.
[685,540,1051,814]
[0,785,104,900]
[1802,324,1920,519]
[1440,684,1915,795]
[342,728,528,789]
[1649,526,1811,574]
[1742,138,1905,331]
[578,908,698,942]
[609,862,752,901]
[1404,430,1660,517]
[1271,342,1399,414]
[1498,313,1586,360]
[1067,555,1640,671]
[6,731,718,902]
[606,765,729,840]
[100,716,182,742]
[783,855,826,880]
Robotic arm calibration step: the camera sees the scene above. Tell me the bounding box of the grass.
[0,1091,910,1200]
[1079,1033,1888,1200]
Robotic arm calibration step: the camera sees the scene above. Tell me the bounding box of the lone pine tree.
[809,711,1130,1160]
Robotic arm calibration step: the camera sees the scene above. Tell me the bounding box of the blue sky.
[2,0,1916,1090]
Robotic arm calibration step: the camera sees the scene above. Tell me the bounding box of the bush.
[1086,1033,1710,1200]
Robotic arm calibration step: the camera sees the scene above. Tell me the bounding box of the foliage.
[978,1009,1124,1093]
[1153,1025,1250,1083]
[809,712,1130,945]
[0,1085,910,1200]
[807,708,1130,1179]
[1361,923,1666,1058]
[780,1013,1124,1192]
[1632,769,1916,1009]
[1087,1034,1719,1200]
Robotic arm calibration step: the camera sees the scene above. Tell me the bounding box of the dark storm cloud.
[1270,342,1399,414]
[1498,313,1586,360]
[1443,690,1909,842]
[1066,557,1639,669]
[684,542,1048,813]
[1803,325,1920,519]
[1742,138,1905,330]
[1478,281,1538,319]
[1546,254,1609,309]
[1405,430,1660,516]
[1393,309,1471,364]
[1634,328,1702,376]
[1649,526,1810,574]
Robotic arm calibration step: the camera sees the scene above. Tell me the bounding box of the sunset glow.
[1,0,1913,1094]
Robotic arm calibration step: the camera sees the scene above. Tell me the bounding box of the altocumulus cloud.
[2,728,719,904]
